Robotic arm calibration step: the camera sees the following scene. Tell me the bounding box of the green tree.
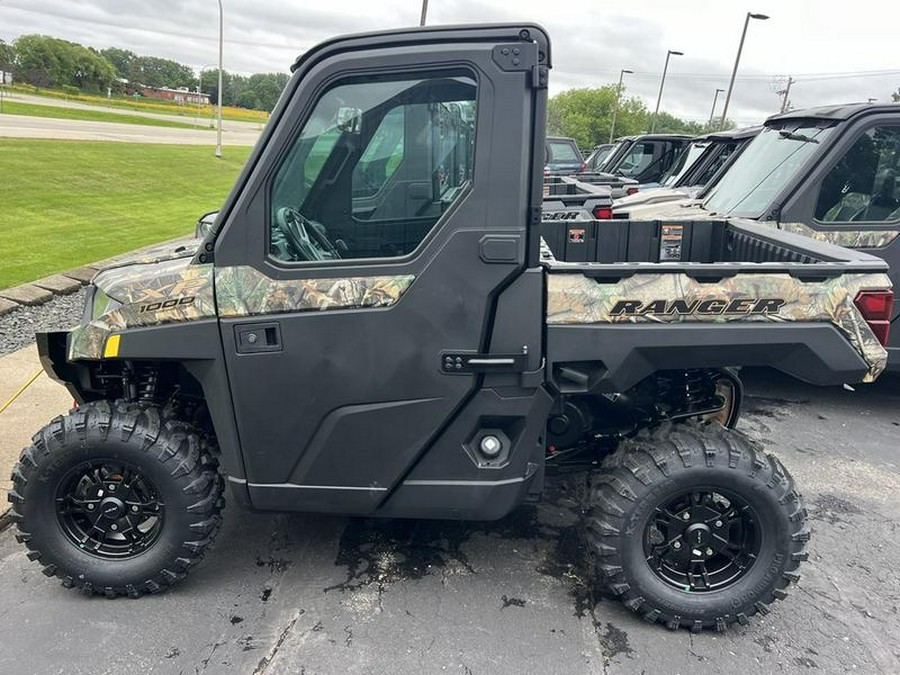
[127,56,195,88]
[548,86,650,148]
[0,39,14,72]
[205,71,245,107]
[12,35,116,92]
[100,47,136,80]
[650,111,705,136]
[548,86,733,148]
[236,73,289,111]
[892,88,899,103]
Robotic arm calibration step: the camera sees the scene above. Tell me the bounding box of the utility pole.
[420,0,428,26]
[778,76,794,113]
[609,68,633,143]
[708,88,725,127]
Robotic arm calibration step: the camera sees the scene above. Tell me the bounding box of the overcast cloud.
[1,0,898,126]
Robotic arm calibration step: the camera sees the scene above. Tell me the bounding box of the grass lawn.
[0,139,251,289]
[1,100,204,130]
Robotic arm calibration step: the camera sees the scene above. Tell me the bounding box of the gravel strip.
[0,289,86,357]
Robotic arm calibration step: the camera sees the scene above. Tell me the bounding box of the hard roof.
[700,125,763,141]
[612,134,692,142]
[766,102,900,124]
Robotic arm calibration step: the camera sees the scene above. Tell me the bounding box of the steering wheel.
[274,207,341,261]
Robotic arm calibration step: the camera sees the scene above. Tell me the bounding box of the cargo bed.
[541,217,888,275]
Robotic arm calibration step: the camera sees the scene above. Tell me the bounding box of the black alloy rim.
[55,460,165,559]
[643,488,761,592]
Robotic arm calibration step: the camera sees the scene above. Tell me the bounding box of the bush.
[61,84,80,96]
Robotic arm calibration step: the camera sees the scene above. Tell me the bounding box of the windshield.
[586,145,613,170]
[703,122,835,217]
[661,141,708,187]
[691,142,739,189]
[598,139,629,172]
[613,141,656,178]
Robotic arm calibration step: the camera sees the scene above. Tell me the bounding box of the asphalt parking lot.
[1,367,899,675]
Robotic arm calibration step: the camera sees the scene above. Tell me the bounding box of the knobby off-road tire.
[586,421,808,631]
[8,400,224,597]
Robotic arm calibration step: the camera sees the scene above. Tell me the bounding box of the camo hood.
[69,254,216,361]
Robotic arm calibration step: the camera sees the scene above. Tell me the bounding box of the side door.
[779,115,900,350]
[211,27,547,512]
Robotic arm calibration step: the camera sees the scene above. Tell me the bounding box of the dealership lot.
[1,368,898,675]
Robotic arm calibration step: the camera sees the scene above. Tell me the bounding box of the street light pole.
[216,0,224,159]
[708,88,725,127]
[651,50,682,134]
[609,68,633,143]
[719,11,769,130]
[420,0,428,26]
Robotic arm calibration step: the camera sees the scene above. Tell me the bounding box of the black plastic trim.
[547,322,871,392]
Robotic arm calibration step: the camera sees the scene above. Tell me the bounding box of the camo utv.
[10,24,893,632]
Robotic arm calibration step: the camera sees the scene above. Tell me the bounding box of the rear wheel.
[8,400,224,597]
[586,421,808,631]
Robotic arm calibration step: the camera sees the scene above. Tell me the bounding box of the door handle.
[235,322,282,354]
[441,351,527,374]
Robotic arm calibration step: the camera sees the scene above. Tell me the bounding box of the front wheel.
[586,421,808,631]
[8,401,224,597]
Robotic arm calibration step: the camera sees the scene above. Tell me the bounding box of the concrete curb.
[0,237,191,316]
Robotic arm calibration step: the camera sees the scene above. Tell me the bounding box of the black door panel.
[212,29,546,512]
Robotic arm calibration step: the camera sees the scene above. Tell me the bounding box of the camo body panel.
[546,271,892,381]
[779,222,900,249]
[68,259,216,360]
[215,266,414,317]
[69,258,415,359]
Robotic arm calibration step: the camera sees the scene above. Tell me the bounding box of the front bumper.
[36,331,87,403]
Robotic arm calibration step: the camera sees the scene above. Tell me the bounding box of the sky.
[1,0,898,127]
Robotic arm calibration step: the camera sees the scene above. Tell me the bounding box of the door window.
[270,70,477,262]
[816,126,900,223]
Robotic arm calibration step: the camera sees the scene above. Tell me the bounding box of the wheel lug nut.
[682,512,691,520]
[715,520,723,528]
[132,505,139,512]
[673,541,682,549]
[110,524,118,531]
[109,485,116,492]
[87,504,95,511]
[706,548,713,556]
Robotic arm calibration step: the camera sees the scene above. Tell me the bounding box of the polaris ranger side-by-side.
[613,126,762,210]
[610,103,900,367]
[10,25,894,632]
